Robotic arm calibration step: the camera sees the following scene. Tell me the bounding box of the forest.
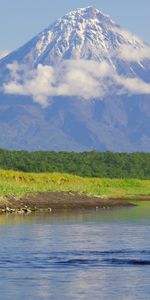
[0,149,149,179]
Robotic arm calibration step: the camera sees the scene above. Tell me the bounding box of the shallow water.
[0,202,150,300]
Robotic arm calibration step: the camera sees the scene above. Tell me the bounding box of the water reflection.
[0,202,150,299]
[1,201,150,226]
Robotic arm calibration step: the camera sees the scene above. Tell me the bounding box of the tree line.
[0,149,149,179]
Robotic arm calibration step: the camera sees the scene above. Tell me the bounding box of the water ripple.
[103,258,150,266]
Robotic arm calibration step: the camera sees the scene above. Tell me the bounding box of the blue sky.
[0,0,150,52]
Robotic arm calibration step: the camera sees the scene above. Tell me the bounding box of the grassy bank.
[0,169,149,201]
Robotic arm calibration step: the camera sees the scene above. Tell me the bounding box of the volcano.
[0,6,150,151]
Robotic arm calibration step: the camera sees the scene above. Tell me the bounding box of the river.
[0,202,150,300]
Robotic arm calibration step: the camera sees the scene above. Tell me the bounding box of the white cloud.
[0,50,10,59]
[3,59,150,106]
[114,27,142,44]
[115,75,150,95]
[118,44,150,62]
[3,60,114,106]
[113,26,150,62]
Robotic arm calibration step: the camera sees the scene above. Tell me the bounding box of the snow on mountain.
[0,6,149,152]
[1,6,150,104]
[0,7,148,68]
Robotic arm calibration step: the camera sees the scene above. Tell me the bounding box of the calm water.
[0,202,150,300]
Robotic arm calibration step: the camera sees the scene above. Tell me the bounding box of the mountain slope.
[0,6,150,151]
[0,7,149,75]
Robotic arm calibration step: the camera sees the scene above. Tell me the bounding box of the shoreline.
[0,169,149,214]
[0,191,137,214]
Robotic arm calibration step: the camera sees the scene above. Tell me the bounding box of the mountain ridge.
[0,6,147,66]
[0,7,150,152]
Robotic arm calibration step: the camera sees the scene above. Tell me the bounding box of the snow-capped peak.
[61,6,114,24]
[0,6,147,73]
[28,6,144,67]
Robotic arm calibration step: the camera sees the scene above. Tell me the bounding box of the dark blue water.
[0,202,150,300]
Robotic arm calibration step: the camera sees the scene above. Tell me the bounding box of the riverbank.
[0,169,149,213]
[0,191,135,213]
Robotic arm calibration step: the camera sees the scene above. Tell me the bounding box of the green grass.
[0,169,149,202]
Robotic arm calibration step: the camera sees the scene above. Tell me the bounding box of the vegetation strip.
[0,149,149,179]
